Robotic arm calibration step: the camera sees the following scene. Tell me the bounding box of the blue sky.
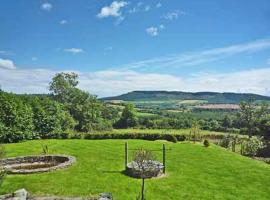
[0,0,270,97]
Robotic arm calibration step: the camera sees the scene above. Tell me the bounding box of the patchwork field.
[2,140,270,199]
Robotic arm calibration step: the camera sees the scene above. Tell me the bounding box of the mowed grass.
[2,140,270,200]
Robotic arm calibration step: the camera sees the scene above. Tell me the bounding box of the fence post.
[125,142,128,170]
[163,144,166,174]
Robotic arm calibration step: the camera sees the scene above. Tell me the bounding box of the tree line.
[0,72,269,143]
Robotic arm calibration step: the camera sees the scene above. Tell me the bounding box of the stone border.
[1,155,76,174]
[126,160,164,179]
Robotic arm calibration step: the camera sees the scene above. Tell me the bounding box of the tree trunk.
[141,178,145,200]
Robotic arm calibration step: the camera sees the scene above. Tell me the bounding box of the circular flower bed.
[126,160,164,178]
[2,155,76,174]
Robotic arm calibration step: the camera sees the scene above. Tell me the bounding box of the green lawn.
[2,139,270,199]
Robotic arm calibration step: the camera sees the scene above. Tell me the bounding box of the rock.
[98,193,113,200]
[13,189,28,200]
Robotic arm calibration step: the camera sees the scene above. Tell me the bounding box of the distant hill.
[101,91,270,104]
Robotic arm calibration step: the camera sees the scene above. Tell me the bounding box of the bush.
[203,139,210,147]
[84,133,185,142]
[164,134,178,143]
[219,134,231,148]
[241,136,265,157]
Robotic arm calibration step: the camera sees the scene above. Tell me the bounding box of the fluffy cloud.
[163,10,185,20]
[146,25,165,37]
[0,67,269,97]
[0,58,16,69]
[64,48,84,54]
[41,2,52,11]
[97,1,128,18]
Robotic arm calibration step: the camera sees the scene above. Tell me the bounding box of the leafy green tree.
[115,103,138,128]
[0,92,34,142]
[238,100,268,138]
[49,72,79,103]
[49,72,112,132]
[222,115,232,130]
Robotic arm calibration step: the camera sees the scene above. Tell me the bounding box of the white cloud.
[156,3,162,8]
[163,10,185,20]
[146,27,159,37]
[59,20,68,25]
[97,1,128,18]
[41,2,52,11]
[0,58,16,70]
[121,38,270,70]
[128,2,151,13]
[146,25,165,37]
[0,67,270,97]
[64,48,85,54]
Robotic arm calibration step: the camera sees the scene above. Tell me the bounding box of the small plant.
[41,144,49,155]
[133,148,155,200]
[189,122,201,143]
[203,139,210,147]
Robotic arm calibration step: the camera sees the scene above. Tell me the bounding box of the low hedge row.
[41,132,225,143]
[2,130,227,143]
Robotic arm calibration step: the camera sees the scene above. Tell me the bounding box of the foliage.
[241,136,265,157]
[203,139,210,147]
[238,100,268,137]
[115,103,138,128]
[164,134,178,143]
[219,134,232,148]
[41,144,49,155]
[49,72,113,132]
[189,121,201,143]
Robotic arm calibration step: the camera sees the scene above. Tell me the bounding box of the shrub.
[219,134,231,148]
[164,134,178,143]
[59,132,69,139]
[203,139,210,147]
[241,136,265,157]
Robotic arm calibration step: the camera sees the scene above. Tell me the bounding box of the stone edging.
[1,155,76,174]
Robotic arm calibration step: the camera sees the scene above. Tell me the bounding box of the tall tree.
[239,100,268,138]
[116,103,138,128]
[49,72,112,132]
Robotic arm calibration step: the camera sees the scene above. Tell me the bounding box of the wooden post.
[125,142,128,170]
[240,141,243,155]
[163,144,166,174]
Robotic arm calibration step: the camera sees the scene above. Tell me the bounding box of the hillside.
[102,91,270,104]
